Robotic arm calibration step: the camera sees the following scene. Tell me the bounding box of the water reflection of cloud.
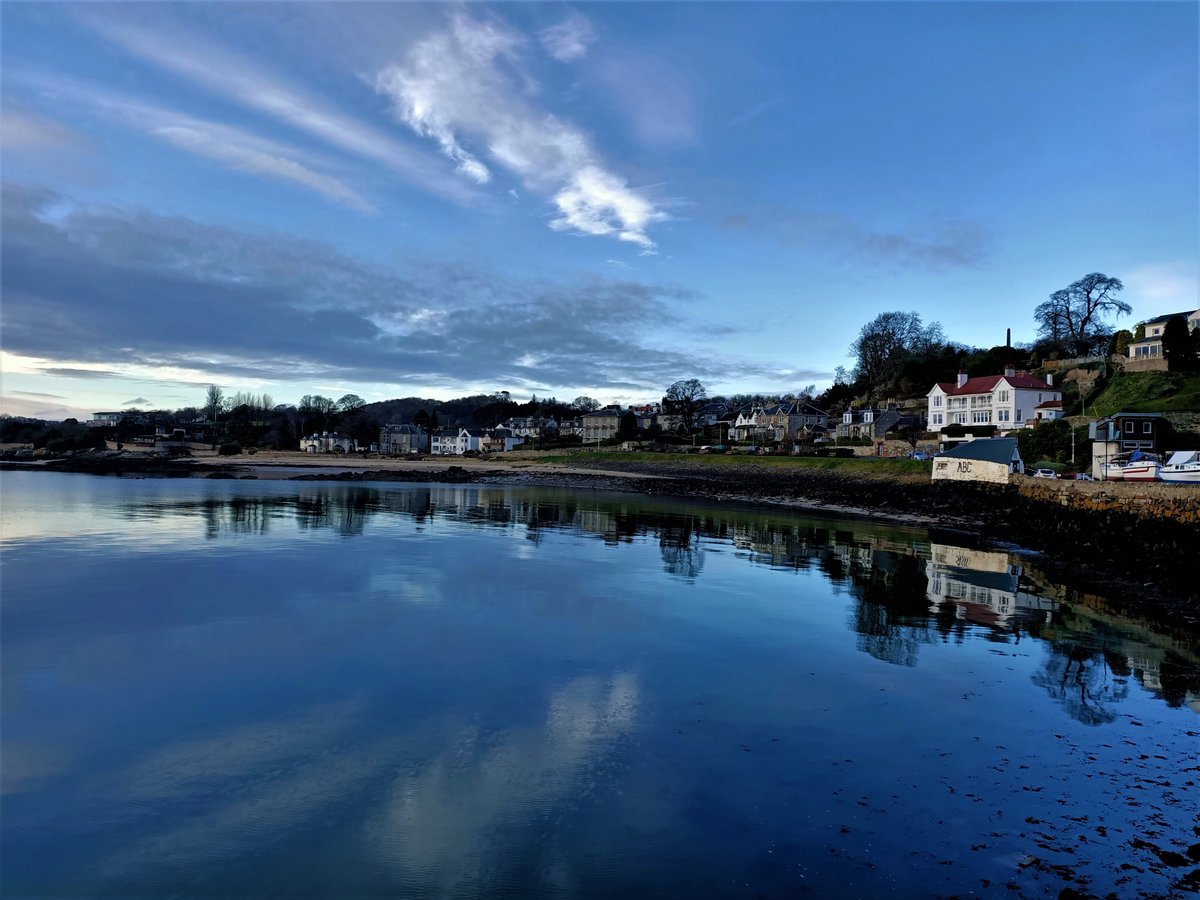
[0,742,71,795]
[91,700,362,807]
[364,673,638,892]
[99,737,408,883]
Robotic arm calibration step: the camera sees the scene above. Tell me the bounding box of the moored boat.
[1160,451,1200,485]
[1100,456,1128,481]
[1121,451,1161,482]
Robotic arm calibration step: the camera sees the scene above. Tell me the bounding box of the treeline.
[0,389,615,452]
[829,308,1035,409]
[0,417,106,453]
[837,272,1199,408]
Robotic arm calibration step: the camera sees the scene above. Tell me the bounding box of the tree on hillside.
[1034,273,1130,357]
[664,379,707,434]
[1110,329,1133,358]
[1161,315,1195,371]
[572,396,601,413]
[337,393,367,413]
[298,395,336,435]
[850,311,944,389]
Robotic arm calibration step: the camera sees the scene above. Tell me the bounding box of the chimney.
[1004,364,1016,378]
[957,370,968,388]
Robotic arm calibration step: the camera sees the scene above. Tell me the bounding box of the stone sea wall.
[1013,477,1200,525]
[576,459,1199,604]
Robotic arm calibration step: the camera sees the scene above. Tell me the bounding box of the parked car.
[907,451,929,460]
[1074,473,1094,481]
[1031,468,1058,478]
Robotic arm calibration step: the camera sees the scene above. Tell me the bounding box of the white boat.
[1160,451,1200,485]
[1100,458,1128,481]
[1122,452,1162,482]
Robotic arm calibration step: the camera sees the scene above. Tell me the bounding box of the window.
[1125,421,1135,434]
[933,395,943,407]
[998,409,1010,422]
[1143,422,1153,434]
[998,390,1009,403]
[972,411,990,424]
[1016,409,1023,422]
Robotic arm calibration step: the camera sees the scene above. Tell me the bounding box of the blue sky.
[2,1,1196,420]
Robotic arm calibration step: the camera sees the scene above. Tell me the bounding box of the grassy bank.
[1088,371,1200,416]
[533,451,931,478]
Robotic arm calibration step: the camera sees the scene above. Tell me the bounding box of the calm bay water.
[2,470,1197,898]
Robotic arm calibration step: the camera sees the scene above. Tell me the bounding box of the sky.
[1,1,1196,421]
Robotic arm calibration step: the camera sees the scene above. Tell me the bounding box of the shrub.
[218,442,242,456]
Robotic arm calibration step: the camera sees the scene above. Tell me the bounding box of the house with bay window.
[927,367,1061,434]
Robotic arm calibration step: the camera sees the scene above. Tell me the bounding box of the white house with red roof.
[927,366,1062,434]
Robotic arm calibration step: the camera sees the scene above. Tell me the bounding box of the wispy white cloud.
[376,14,667,252]
[1124,263,1199,310]
[83,15,473,204]
[27,77,372,211]
[726,95,786,129]
[539,12,595,63]
[154,124,373,212]
[0,101,87,154]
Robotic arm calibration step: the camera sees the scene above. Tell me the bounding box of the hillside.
[1086,371,1200,417]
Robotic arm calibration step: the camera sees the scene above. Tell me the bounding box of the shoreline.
[6,451,1198,619]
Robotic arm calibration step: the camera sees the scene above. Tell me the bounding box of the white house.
[927,367,1061,434]
[430,428,460,455]
[1128,308,1200,360]
[300,432,357,453]
[458,428,486,454]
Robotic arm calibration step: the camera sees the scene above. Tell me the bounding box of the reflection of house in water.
[926,543,1058,630]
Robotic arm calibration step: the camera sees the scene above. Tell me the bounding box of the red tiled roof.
[1035,400,1062,409]
[932,373,1056,396]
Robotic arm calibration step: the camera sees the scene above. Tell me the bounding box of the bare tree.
[572,396,601,413]
[664,378,707,434]
[1034,273,1129,357]
[850,312,944,388]
[337,393,367,413]
[204,385,224,422]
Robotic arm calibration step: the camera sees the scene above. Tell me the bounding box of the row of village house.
[299,365,1071,456]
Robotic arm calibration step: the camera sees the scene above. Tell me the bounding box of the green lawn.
[1088,371,1200,416]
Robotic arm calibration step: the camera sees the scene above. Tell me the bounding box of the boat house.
[931,438,1024,485]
